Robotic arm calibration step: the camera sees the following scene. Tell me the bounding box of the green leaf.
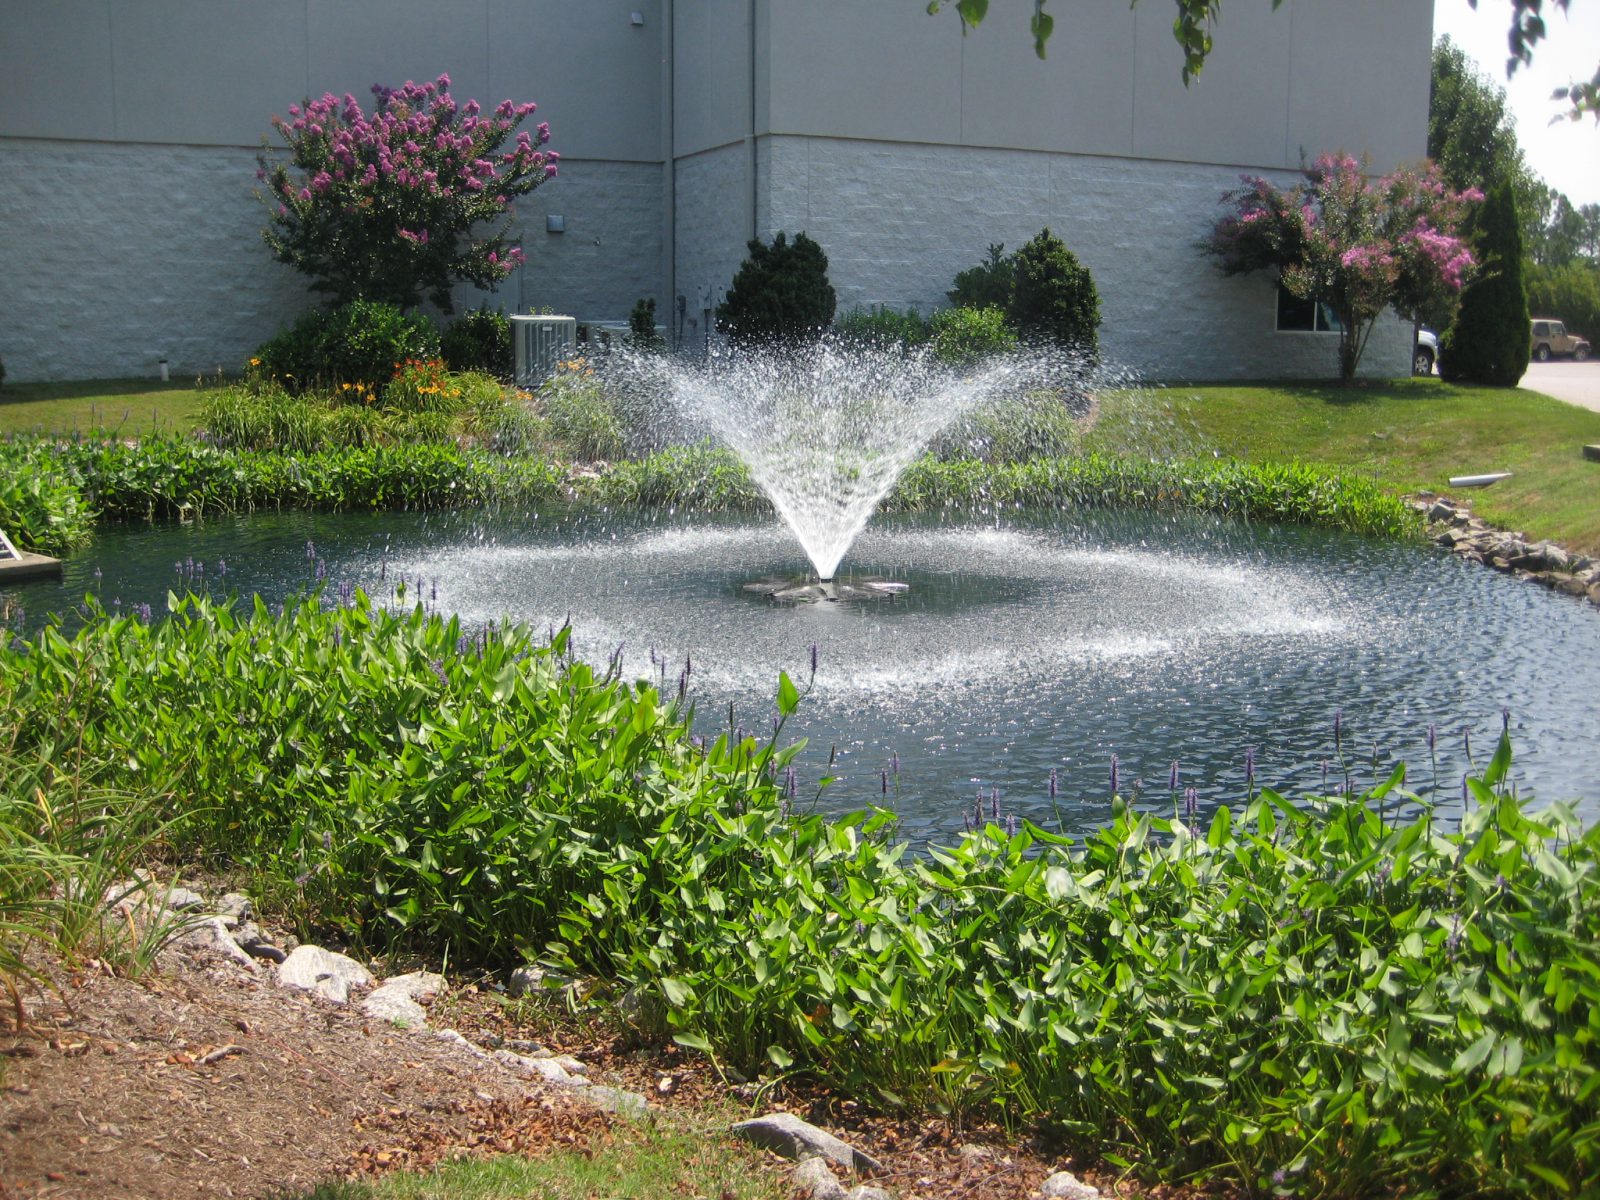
[1452,1030,1496,1073]
[776,670,800,716]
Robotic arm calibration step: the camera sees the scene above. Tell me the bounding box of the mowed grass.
[6,374,1599,554]
[278,1110,790,1200]
[1093,377,1600,555]
[0,378,210,437]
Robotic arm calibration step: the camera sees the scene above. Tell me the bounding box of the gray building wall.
[1,0,665,381]
[1,0,1431,383]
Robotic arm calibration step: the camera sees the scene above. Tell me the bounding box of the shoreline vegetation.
[4,371,1600,1197]
[2,594,1596,1197]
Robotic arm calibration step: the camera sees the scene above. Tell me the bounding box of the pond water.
[7,506,1598,838]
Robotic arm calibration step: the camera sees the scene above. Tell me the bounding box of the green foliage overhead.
[715,232,837,346]
[1441,182,1531,386]
[1008,228,1100,355]
[933,0,1597,119]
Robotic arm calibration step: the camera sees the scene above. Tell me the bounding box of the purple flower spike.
[1244,746,1255,787]
[881,770,889,796]
[1005,813,1018,839]
[1426,722,1437,753]
[809,642,819,679]
[1109,754,1119,797]
[1048,767,1059,800]
[990,788,999,821]
[1169,759,1179,792]
[1183,786,1198,821]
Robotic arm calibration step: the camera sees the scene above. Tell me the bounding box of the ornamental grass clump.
[258,73,556,311]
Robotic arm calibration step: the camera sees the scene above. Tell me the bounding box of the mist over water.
[621,338,1100,579]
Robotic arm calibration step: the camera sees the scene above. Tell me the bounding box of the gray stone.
[730,1112,883,1174]
[508,964,587,1002]
[362,971,446,1026]
[162,885,208,912]
[792,1157,847,1200]
[492,1048,589,1087]
[217,892,254,925]
[169,915,258,971]
[275,945,374,1004]
[1040,1170,1100,1199]
[587,1085,651,1121]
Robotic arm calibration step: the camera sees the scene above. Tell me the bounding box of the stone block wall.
[0,138,662,382]
[762,135,1411,382]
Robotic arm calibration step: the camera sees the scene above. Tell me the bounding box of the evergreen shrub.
[947,242,1015,310]
[1009,228,1100,354]
[716,232,837,345]
[440,306,511,377]
[1440,182,1529,386]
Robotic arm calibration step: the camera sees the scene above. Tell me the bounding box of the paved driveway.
[1520,360,1600,414]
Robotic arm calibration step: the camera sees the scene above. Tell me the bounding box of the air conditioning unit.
[510,315,577,386]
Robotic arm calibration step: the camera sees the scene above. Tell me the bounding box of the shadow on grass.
[0,377,213,405]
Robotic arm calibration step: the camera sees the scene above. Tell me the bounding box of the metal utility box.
[511,315,578,386]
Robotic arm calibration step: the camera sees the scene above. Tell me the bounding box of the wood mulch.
[2,937,1218,1200]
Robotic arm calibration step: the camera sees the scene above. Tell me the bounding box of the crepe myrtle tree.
[258,74,557,312]
[1204,155,1480,382]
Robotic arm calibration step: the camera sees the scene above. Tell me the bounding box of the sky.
[1432,0,1600,207]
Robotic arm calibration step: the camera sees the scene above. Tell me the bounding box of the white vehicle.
[1413,327,1438,375]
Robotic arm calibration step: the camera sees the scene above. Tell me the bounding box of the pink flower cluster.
[270,74,556,208]
[259,73,557,303]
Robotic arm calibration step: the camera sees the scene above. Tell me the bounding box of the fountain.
[629,337,1063,588]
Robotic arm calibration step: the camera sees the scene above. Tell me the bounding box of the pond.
[7,506,1598,838]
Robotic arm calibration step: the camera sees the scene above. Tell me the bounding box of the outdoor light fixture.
[546,214,565,233]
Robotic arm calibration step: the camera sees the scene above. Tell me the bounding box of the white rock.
[361,971,445,1026]
[1040,1170,1100,1199]
[730,1112,883,1174]
[169,916,258,971]
[274,945,374,1004]
[792,1157,847,1200]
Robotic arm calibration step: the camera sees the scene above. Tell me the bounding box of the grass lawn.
[0,377,210,437]
[1095,377,1600,555]
[5,374,1598,555]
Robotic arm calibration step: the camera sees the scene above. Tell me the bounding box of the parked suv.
[1530,318,1591,362]
[1413,327,1438,375]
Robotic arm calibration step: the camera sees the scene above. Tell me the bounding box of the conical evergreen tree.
[716,232,836,346]
[1440,183,1529,386]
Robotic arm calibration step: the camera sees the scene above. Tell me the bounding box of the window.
[1276,285,1340,333]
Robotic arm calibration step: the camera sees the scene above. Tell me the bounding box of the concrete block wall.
[0,138,661,382]
[672,143,753,351]
[763,135,1410,382]
[0,139,311,383]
